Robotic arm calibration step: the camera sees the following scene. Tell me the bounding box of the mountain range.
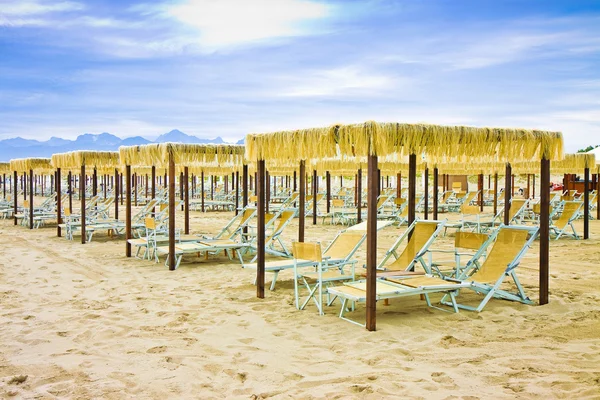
[0,129,244,161]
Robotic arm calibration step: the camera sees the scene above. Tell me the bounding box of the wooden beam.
[504,163,512,225]
[81,165,86,244]
[365,154,378,332]
[56,168,62,237]
[424,167,429,220]
[408,154,416,226]
[256,159,266,298]
[326,171,331,214]
[357,168,362,223]
[125,165,132,256]
[493,173,498,216]
[433,167,438,220]
[114,169,119,219]
[29,169,34,229]
[168,154,176,270]
[201,171,205,213]
[299,160,306,242]
[478,173,484,212]
[539,158,550,305]
[13,171,17,226]
[235,170,240,216]
[584,167,589,240]
[312,170,317,225]
[184,166,190,235]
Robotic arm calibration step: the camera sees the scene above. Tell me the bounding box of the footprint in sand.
[146,345,167,354]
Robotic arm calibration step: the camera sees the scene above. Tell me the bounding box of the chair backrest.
[452,182,462,192]
[508,199,527,220]
[440,191,452,204]
[395,198,406,206]
[24,200,29,208]
[455,232,488,250]
[324,231,365,260]
[145,217,156,230]
[532,203,554,215]
[469,227,529,283]
[376,196,389,209]
[267,210,295,241]
[292,242,322,262]
[461,204,480,215]
[561,195,574,201]
[332,199,345,208]
[464,191,478,205]
[386,221,439,270]
[554,201,582,229]
[239,207,256,226]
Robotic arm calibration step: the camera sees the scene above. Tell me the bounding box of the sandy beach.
[0,203,599,399]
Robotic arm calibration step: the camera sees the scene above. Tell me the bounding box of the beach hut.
[245,121,564,331]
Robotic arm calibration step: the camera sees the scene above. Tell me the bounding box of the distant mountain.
[155,129,224,144]
[236,138,245,145]
[0,129,232,161]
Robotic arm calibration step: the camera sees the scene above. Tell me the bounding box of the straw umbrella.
[246,121,564,331]
[9,158,53,229]
[0,162,10,200]
[119,143,245,270]
[51,151,120,242]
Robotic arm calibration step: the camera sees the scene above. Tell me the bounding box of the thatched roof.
[245,121,564,163]
[119,143,245,168]
[9,158,53,173]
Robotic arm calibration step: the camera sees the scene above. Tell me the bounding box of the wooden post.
[504,163,512,225]
[29,169,34,229]
[180,172,184,211]
[312,170,317,225]
[478,173,484,212]
[433,167,438,220]
[125,165,132,256]
[93,168,97,197]
[151,166,156,200]
[584,167,589,240]
[13,171,17,226]
[57,168,62,237]
[114,169,119,219]
[396,173,401,198]
[168,155,176,270]
[201,171,205,212]
[256,159,266,298]
[408,154,416,226]
[120,173,124,205]
[527,174,531,199]
[293,170,297,192]
[299,160,306,242]
[326,171,331,214]
[184,166,190,235]
[235,170,240,215]
[243,164,248,209]
[266,171,270,213]
[533,174,536,199]
[366,154,378,332]
[80,165,86,243]
[424,167,429,220]
[539,158,550,305]
[493,173,498,216]
[68,171,73,213]
[211,175,214,200]
[357,168,362,223]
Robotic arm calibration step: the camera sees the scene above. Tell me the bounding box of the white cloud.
[164,0,331,49]
[0,1,83,16]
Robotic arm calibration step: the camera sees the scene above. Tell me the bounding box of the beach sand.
[0,202,599,399]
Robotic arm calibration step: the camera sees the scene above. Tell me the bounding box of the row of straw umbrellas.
[1,121,599,330]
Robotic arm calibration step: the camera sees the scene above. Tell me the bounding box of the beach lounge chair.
[429,231,489,278]
[549,201,583,239]
[378,220,446,274]
[248,208,297,261]
[200,206,256,241]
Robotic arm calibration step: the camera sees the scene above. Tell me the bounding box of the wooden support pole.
[584,167,589,240]
[120,173,124,205]
[134,173,138,207]
[433,167,439,220]
[312,170,317,225]
[424,167,429,220]
[80,165,86,243]
[184,166,190,235]
[29,170,34,229]
[366,154,378,332]
[326,171,331,214]
[151,166,156,200]
[125,165,132,256]
[478,173,484,212]
[493,173,498,216]
[235,170,240,215]
[293,170,297,192]
[114,169,119,219]
[357,168,362,223]
[201,171,205,212]
[68,171,72,213]
[243,165,248,209]
[180,172,184,211]
[256,159,266,298]
[504,163,512,225]
[93,168,97,196]
[57,168,62,237]
[539,158,550,305]
[527,174,531,199]
[168,155,176,270]
[266,171,270,213]
[408,154,417,226]
[299,160,306,242]
[533,174,536,199]
[13,171,17,226]
[396,173,401,198]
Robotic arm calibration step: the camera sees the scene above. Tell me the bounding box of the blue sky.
[0,0,599,151]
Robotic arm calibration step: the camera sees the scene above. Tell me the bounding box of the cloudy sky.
[0,0,599,150]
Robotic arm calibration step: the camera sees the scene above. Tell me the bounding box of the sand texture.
[1,203,599,399]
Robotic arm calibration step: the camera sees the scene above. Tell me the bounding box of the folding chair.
[550,201,583,239]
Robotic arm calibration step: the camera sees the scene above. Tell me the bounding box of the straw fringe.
[10,158,53,173]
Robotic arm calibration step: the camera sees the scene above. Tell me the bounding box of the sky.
[0,0,599,151]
